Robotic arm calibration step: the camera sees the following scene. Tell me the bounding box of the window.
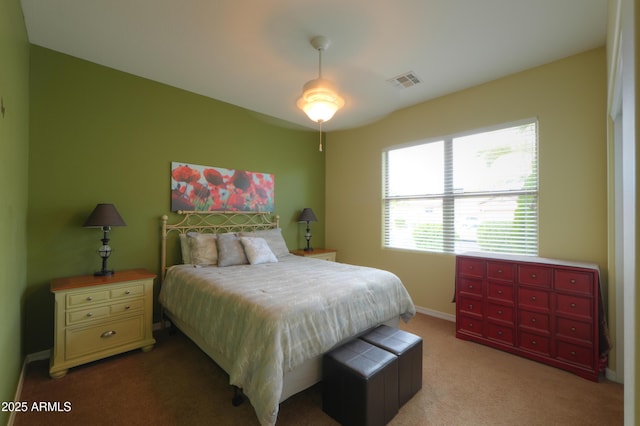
[383,120,538,255]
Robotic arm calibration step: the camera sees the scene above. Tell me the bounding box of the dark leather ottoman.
[360,325,423,407]
[323,338,399,426]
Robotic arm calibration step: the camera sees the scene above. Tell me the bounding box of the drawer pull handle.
[468,323,473,328]
[531,274,537,279]
[86,296,93,301]
[531,318,537,323]
[125,290,131,295]
[531,340,537,346]
[86,312,93,317]
[497,331,503,336]
[571,327,577,332]
[101,330,117,338]
[497,290,503,294]
[468,285,473,289]
[468,304,473,310]
[124,305,131,310]
[570,303,576,308]
[531,296,537,301]
[497,269,503,274]
[497,310,503,315]
[570,279,576,284]
[570,351,576,356]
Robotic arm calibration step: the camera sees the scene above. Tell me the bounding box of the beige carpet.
[14,313,623,425]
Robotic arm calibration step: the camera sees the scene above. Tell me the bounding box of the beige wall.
[326,48,607,318]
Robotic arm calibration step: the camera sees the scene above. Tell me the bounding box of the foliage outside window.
[383,120,538,255]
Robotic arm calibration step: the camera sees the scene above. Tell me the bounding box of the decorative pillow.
[186,232,218,266]
[216,233,249,267]
[179,234,192,264]
[240,237,278,265]
[238,228,290,258]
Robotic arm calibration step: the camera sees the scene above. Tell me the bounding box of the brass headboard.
[160,210,279,284]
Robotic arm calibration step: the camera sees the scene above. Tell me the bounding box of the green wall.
[0,0,30,422]
[26,46,323,354]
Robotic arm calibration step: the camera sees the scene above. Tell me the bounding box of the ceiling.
[20,0,607,131]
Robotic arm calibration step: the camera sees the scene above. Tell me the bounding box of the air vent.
[387,71,422,89]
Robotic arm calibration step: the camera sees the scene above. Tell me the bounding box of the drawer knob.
[570,279,576,284]
[101,330,117,338]
[124,305,131,310]
[531,274,537,279]
[468,285,474,289]
[531,340,537,346]
[570,351,576,356]
[497,310,503,315]
[497,331,503,336]
[531,318,537,323]
[125,290,131,295]
[497,290,503,294]
[571,327,577,332]
[531,296,537,301]
[86,312,93,317]
[497,269,503,274]
[468,304,473,310]
[570,303,576,308]
[468,323,473,328]
[86,296,93,301]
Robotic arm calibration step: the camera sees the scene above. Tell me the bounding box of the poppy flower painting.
[171,162,274,212]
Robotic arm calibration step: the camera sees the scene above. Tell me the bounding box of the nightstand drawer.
[110,284,144,299]
[67,290,109,308]
[65,315,144,360]
[111,299,144,315]
[67,306,110,325]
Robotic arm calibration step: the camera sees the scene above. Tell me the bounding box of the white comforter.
[158,254,415,425]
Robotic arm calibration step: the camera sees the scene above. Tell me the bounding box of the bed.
[158,211,416,425]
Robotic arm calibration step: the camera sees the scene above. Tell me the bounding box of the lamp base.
[94,270,114,277]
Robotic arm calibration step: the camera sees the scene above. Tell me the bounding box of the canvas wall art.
[171,162,274,212]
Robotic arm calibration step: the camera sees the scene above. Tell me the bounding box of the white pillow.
[240,237,278,265]
[238,228,290,258]
[186,232,218,266]
[179,234,191,264]
[217,233,249,267]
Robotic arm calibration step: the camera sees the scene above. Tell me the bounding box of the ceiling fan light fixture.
[296,77,345,123]
[297,36,344,125]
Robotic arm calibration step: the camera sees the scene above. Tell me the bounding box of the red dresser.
[455,253,607,381]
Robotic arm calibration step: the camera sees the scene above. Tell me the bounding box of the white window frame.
[382,119,539,256]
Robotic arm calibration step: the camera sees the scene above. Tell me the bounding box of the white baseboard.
[9,350,51,426]
[415,305,455,322]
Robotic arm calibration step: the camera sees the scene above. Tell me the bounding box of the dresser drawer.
[67,290,109,308]
[67,306,110,325]
[519,331,551,356]
[488,282,514,303]
[458,295,483,318]
[556,341,593,369]
[487,303,514,324]
[556,317,593,342]
[556,294,593,320]
[555,270,594,296]
[457,257,484,278]
[487,261,514,282]
[518,288,550,311]
[111,299,144,315]
[518,265,551,288]
[457,315,483,336]
[487,323,515,346]
[519,309,550,333]
[110,284,144,299]
[65,315,144,360]
[458,277,483,296]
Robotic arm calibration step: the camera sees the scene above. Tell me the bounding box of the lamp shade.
[297,208,318,223]
[83,204,127,227]
[297,78,345,123]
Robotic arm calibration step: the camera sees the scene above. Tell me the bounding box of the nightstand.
[49,269,156,378]
[290,248,337,262]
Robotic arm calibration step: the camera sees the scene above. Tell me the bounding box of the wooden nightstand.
[290,248,337,262]
[49,269,156,378]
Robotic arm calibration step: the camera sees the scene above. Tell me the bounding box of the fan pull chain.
[319,120,323,152]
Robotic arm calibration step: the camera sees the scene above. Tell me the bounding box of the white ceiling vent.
[387,71,422,89]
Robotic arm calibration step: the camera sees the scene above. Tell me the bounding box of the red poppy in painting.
[172,165,201,183]
[172,189,194,210]
[232,170,251,191]
[203,168,224,186]
[190,182,210,201]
